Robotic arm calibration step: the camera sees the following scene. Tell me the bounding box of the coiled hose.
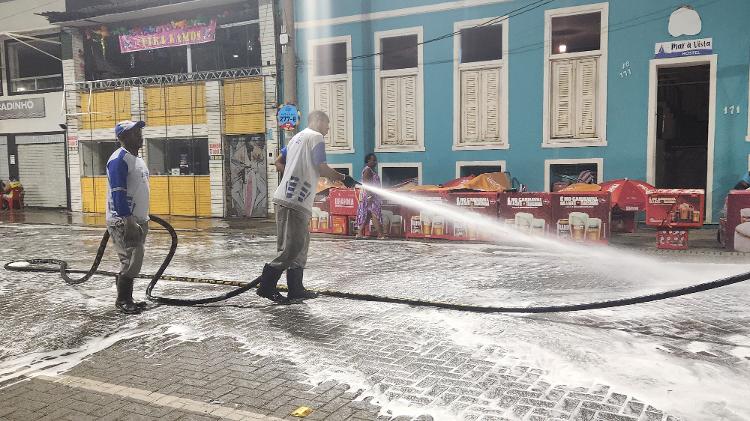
[4,215,750,312]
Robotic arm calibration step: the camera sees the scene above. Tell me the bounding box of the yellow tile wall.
[80,90,131,130]
[223,78,265,134]
[145,84,206,127]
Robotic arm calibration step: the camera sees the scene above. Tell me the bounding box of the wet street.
[1,221,749,421]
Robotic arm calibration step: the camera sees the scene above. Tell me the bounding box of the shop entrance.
[226,134,267,217]
[654,64,710,190]
[648,55,716,222]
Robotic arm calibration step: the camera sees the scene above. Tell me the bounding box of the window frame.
[455,160,506,178]
[307,35,354,154]
[453,17,509,151]
[3,33,64,96]
[378,162,423,186]
[544,158,604,192]
[374,27,425,153]
[542,2,608,148]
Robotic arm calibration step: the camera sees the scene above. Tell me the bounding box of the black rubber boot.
[286,268,318,300]
[256,264,287,303]
[115,276,142,314]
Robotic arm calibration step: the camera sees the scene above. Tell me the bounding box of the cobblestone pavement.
[1,222,749,421]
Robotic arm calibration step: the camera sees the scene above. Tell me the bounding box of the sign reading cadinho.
[0,98,46,120]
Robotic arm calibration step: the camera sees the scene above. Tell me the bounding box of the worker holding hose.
[106,120,150,314]
[257,110,358,302]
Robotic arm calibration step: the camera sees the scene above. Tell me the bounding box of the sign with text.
[655,38,712,58]
[119,19,216,53]
[0,97,45,119]
[277,104,300,131]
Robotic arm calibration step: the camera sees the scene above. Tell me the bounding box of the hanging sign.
[119,19,217,53]
[277,104,301,131]
[0,98,45,119]
[654,38,712,58]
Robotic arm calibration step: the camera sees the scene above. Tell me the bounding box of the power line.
[345,0,555,63]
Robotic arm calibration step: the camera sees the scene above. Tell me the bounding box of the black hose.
[4,216,750,313]
[3,215,262,306]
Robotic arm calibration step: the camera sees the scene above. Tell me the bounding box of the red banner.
[645,189,704,228]
[119,19,216,53]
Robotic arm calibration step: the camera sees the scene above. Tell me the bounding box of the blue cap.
[115,120,145,138]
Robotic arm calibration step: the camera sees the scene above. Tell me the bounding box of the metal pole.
[281,0,297,108]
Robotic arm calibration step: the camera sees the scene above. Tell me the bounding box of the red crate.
[330,215,349,235]
[329,188,360,216]
[656,229,689,250]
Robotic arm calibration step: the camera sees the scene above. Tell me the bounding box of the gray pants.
[108,221,149,278]
[269,205,310,271]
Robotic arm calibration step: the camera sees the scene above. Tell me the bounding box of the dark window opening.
[331,167,350,176]
[551,12,601,55]
[314,42,347,76]
[83,3,260,80]
[80,141,120,176]
[147,138,209,176]
[192,23,262,72]
[5,35,63,93]
[459,165,502,178]
[381,35,418,70]
[460,25,502,63]
[549,163,598,191]
[382,166,419,188]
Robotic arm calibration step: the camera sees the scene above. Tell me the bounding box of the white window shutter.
[332,80,348,148]
[314,82,333,146]
[481,67,501,142]
[551,60,574,138]
[460,70,481,144]
[381,77,400,145]
[400,75,418,145]
[575,57,598,138]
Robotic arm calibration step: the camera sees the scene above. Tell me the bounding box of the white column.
[205,80,225,217]
[259,0,280,214]
[63,28,85,212]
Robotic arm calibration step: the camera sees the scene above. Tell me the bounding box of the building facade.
[0,0,69,208]
[294,0,750,222]
[40,0,281,218]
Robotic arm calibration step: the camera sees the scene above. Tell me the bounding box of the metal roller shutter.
[16,134,67,208]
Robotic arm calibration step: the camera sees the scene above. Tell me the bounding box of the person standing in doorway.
[257,110,358,302]
[356,153,386,239]
[107,120,150,314]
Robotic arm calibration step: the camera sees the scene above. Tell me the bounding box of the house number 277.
[724,105,741,115]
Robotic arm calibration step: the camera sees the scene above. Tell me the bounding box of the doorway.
[655,64,710,189]
[647,55,716,222]
[226,134,267,217]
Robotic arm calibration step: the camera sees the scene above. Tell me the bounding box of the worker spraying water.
[258,110,358,303]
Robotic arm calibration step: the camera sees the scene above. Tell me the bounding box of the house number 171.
[724,105,741,115]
